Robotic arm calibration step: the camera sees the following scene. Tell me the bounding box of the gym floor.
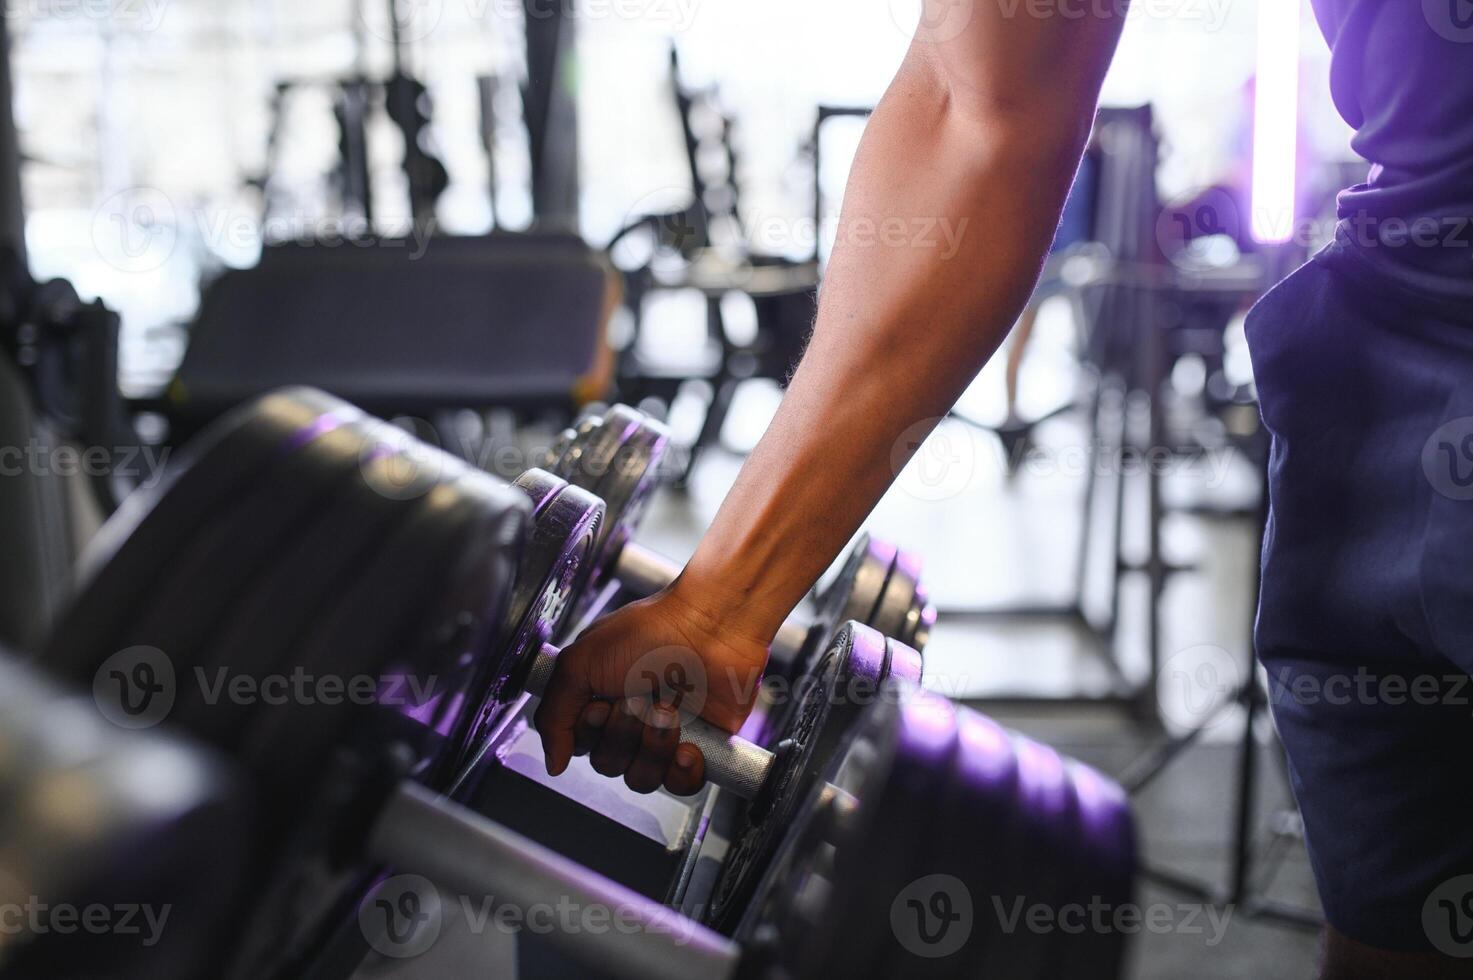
[635,343,1324,978]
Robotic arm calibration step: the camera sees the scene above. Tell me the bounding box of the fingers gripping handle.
[528,643,774,799]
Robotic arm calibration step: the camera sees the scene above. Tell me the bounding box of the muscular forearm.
[676,23,1122,643]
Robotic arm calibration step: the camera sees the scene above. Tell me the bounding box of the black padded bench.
[169,232,617,435]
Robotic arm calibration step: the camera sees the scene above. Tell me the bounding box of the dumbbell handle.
[613,541,811,661]
[526,642,775,800]
[374,782,738,980]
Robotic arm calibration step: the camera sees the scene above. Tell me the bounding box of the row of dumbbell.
[16,388,1135,980]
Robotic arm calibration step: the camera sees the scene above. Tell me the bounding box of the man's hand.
[533,583,771,795]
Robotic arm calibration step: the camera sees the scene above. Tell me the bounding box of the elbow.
[938,87,1093,188]
[905,59,1094,182]
[900,18,1116,177]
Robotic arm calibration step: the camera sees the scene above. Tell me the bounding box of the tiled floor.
[636,379,1323,978]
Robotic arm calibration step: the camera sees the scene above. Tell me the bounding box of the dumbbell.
[542,403,937,665]
[0,650,249,980]
[43,388,1136,979]
[447,465,936,935]
[815,530,937,654]
[727,679,1138,979]
[461,466,925,802]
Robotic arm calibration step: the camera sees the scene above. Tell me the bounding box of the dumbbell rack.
[424,582,747,979]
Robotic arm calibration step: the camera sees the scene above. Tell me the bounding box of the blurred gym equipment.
[609,48,822,480]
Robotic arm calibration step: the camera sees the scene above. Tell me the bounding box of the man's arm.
[536,2,1127,788]
[678,5,1127,642]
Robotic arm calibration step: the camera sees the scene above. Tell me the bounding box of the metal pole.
[372,783,741,980]
[0,15,28,270]
[522,0,579,225]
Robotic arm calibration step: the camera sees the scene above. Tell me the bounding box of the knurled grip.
[526,643,775,799]
[671,715,772,799]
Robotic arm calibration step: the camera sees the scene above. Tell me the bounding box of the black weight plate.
[971,730,1080,979]
[166,423,428,752]
[903,583,937,651]
[798,533,895,681]
[211,473,477,980]
[110,415,377,741]
[45,388,360,682]
[505,469,603,675]
[880,706,1017,977]
[234,461,505,802]
[760,609,926,747]
[840,534,896,627]
[204,452,525,980]
[705,622,900,932]
[549,407,628,617]
[1048,760,1136,979]
[554,407,623,615]
[591,406,668,549]
[456,468,602,767]
[824,694,960,976]
[732,678,959,979]
[572,404,627,491]
[542,425,577,472]
[872,547,921,640]
[551,415,602,481]
[706,652,842,932]
[759,625,925,747]
[731,686,909,955]
[396,467,528,792]
[575,407,669,622]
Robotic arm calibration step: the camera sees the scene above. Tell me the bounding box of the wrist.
[668,553,792,646]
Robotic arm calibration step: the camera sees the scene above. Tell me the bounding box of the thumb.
[533,650,596,776]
